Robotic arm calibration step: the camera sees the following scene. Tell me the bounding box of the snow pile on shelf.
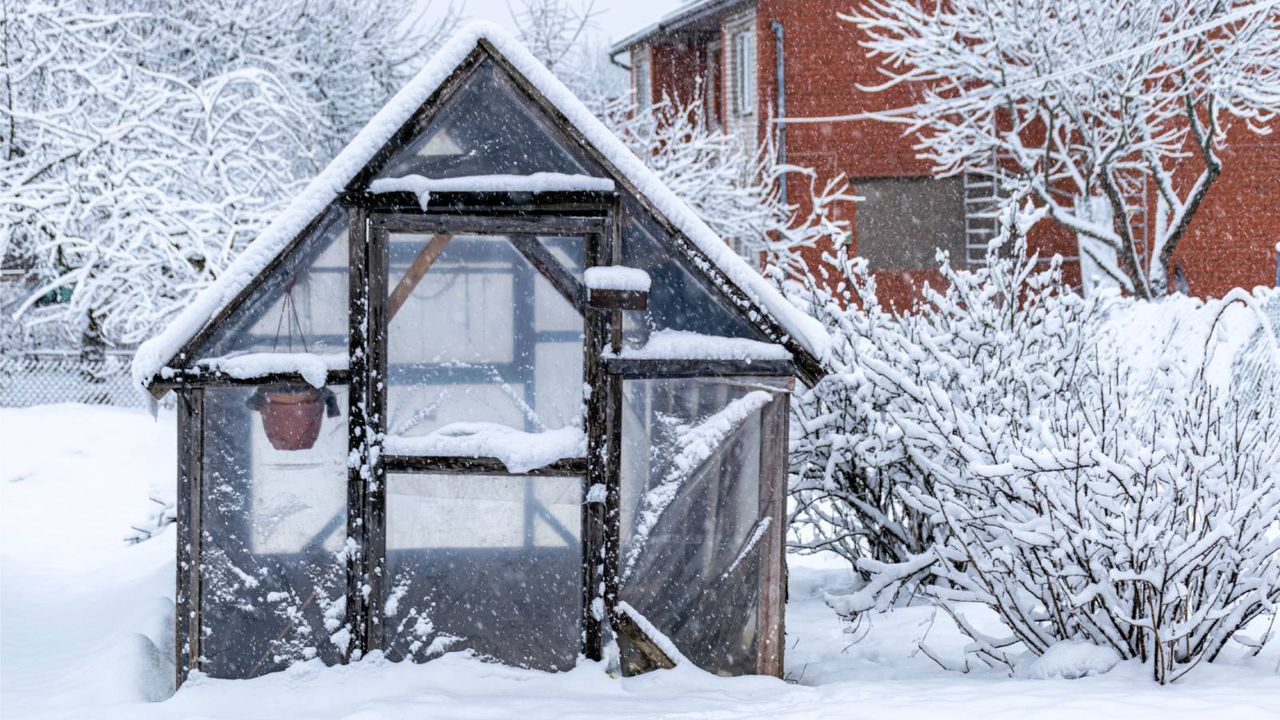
[133,21,829,391]
[615,329,791,361]
[583,266,651,292]
[381,422,585,474]
[369,173,615,210]
[177,352,348,388]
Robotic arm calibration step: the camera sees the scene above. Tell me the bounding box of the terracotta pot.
[255,386,326,451]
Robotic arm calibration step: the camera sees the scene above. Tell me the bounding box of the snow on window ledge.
[584,266,651,293]
[162,352,349,388]
[381,422,586,474]
[610,329,791,362]
[368,173,615,210]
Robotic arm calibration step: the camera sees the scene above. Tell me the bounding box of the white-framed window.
[633,49,651,110]
[732,30,755,116]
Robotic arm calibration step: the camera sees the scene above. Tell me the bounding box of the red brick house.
[610,0,1280,307]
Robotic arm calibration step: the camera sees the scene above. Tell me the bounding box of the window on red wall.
[855,177,966,270]
[633,49,651,110]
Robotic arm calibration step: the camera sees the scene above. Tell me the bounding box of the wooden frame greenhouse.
[135,25,828,686]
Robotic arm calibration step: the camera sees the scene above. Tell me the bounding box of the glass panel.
[385,233,584,438]
[200,385,350,678]
[383,473,583,670]
[194,204,350,360]
[618,195,768,344]
[618,377,781,675]
[373,59,605,180]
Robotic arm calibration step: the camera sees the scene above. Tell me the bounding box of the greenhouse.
[133,23,828,685]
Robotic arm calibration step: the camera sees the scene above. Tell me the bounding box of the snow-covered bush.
[789,229,1280,683]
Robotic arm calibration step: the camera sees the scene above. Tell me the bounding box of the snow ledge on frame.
[613,329,792,361]
[369,173,615,211]
[381,422,586,474]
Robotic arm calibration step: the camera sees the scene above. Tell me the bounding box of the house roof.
[610,0,753,55]
[132,21,829,389]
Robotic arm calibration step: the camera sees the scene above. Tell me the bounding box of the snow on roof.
[133,21,830,389]
[609,0,751,54]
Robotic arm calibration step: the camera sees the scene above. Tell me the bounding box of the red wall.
[640,0,1279,306]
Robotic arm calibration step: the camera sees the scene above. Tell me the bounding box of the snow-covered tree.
[2,1,455,347]
[843,0,1280,297]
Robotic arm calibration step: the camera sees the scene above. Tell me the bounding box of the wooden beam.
[602,357,795,379]
[365,220,390,655]
[612,604,676,670]
[509,234,586,312]
[580,229,608,662]
[174,388,203,687]
[755,385,792,678]
[370,212,606,236]
[386,233,451,321]
[345,206,371,660]
[382,455,587,476]
[153,369,350,390]
[586,288,647,311]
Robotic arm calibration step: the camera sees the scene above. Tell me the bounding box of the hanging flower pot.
[248,384,339,451]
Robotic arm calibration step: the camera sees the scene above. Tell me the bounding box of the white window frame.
[633,49,651,110]
[732,31,755,117]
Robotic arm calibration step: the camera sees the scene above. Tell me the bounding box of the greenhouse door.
[347,211,613,671]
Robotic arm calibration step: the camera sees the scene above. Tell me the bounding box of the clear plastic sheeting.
[194,205,349,362]
[618,197,768,344]
[618,377,785,675]
[386,233,584,437]
[383,473,583,670]
[199,385,350,679]
[373,59,604,181]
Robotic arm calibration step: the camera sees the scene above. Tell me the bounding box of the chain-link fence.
[0,350,146,408]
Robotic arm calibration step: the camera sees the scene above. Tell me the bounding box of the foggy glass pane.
[383,473,583,670]
[855,176,965,270]
[373,59,604,180]
[385,233,584,438]
[617,377,780,675]
[618,196,767,343]
[194,204,349,361]
[199,385,349,679]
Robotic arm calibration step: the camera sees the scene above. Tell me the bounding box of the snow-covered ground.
[2,404,1277,719]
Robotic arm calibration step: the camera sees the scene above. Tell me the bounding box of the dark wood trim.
[509,234,587,312]
[612,605,675,670]
[383,455,587,476]
[345,190,616,215]
[364,219,389,655]
[755,384,792,678]
[345,206,371,660]
[153,369,350,390]
[371,212,606,236]
[602,357,795,378]
[175,388,203,687]
[602,201,623,639]
[580,229,608,662]
[586,288,647,311]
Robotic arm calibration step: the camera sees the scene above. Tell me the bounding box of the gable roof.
[132,21,830,389]
[610,0,753,55]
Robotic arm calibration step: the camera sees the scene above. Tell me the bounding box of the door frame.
[345,200,621,663]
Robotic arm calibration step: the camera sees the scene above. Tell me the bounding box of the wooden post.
[755,383,792,677]
[365,218,389,654]
[581,228,608,661]
[175,388,203,686]
[346,206,371,659]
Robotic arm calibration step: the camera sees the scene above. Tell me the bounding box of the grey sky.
[419,0,686,46]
